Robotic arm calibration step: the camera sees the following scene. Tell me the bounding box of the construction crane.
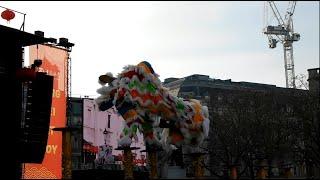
[263,1,300,88]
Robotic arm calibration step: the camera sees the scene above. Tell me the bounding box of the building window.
[286,104,293,114]
[218,107,223,116]
[107,114,111,128]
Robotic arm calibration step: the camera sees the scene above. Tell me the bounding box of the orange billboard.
[23,44,68,179]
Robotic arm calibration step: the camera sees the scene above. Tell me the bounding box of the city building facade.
[68,97,146,171]
[163,71,319,178]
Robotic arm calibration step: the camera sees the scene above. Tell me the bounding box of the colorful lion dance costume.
[96,61,210,149]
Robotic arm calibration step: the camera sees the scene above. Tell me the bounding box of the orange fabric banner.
[23,44,68,179]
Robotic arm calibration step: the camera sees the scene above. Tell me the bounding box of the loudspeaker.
[19,72,53,163]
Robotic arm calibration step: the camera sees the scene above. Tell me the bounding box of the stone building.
[163,71,319,178]
[307,68,319,95]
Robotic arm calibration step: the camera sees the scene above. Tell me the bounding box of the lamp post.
[103,112,112,145]
[103,128,108,145]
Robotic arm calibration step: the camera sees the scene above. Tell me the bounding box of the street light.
[103,113,112,145]
[103,128,109,145]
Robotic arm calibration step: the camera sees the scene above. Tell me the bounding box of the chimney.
[34,31,44,37]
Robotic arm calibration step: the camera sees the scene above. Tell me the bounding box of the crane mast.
[263,1,300,88]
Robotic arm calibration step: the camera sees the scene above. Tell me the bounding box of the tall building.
[164,73,319,178]
[68,97,83,170]
[307,68,320,95]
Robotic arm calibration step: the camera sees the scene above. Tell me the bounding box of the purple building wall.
[83,99,146,164]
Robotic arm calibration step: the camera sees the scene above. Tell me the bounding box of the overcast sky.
[1,1,319,97]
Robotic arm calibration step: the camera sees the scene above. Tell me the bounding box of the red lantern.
[1,9,15,22]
